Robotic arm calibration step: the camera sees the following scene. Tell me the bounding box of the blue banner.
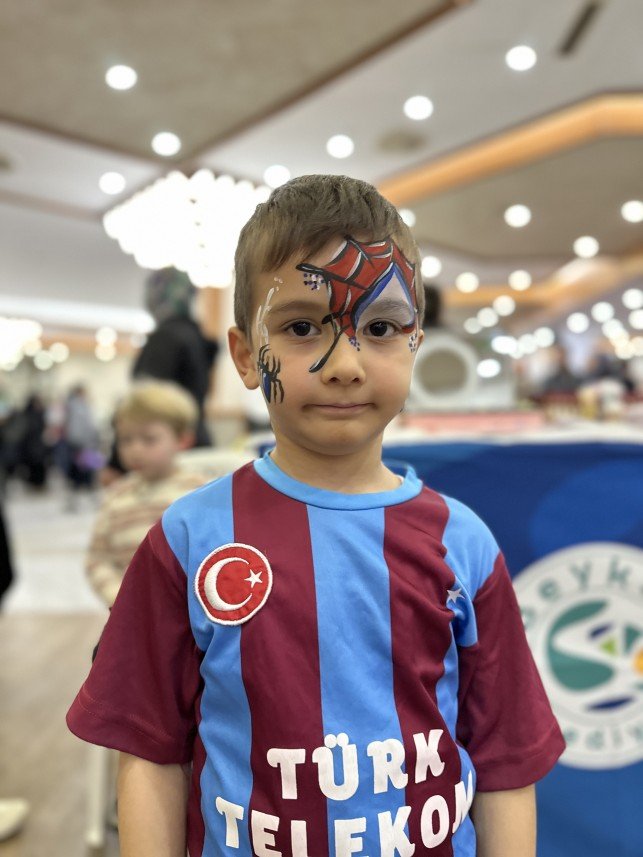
[386,441,643,857]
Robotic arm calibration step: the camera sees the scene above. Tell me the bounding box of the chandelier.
[103,170,270,287]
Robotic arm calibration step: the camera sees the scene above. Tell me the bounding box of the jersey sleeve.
[66,520,202,764]
[456,552,565,791]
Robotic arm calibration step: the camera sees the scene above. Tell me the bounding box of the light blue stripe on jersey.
[162,475,253,857]
[440,493,498,857]
[307,505,407,853]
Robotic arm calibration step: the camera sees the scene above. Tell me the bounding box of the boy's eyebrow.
[268,299,327,317]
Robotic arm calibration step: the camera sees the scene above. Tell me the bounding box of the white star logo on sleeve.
[447,587,463,605]
[245,569,263,588]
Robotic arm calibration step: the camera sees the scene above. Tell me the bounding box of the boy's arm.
[471,784,536,857]
[117,752,189,857]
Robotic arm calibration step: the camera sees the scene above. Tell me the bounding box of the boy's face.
[116,419,188,480]
[230,235,423,461]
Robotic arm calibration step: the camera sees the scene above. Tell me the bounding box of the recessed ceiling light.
[34,351,54,371]
[399,208,416,227]
[403,95,434,121]
[534,327,555,348]
[590,302,614,323]
[263,164,290,188]
[151,132,181,157]
[505,45,537,72]
[105,65,138,90]
[99,171,126,195]
[602,319,625,339]
[567,312,590,333]
[493,295,516,316]
[621,200,643,223]
[623,288,643,310]
[630,309,643,330]
[573,235,599,258]
[508,270,532,290]
[504,204,531,228]
[49,342,70,363]
[96,326,117,346]
[421,256,442,278]
[477,307,499,328]
[456,272,479,293]
[464,318,482,335]
[326,134,354,159]
[519,334,538,354]
[491,335,517,355]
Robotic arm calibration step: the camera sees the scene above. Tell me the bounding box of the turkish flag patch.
[195,543,273,625]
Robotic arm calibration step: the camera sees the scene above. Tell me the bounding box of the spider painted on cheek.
[257,344,285,404]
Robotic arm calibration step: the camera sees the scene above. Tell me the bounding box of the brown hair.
[233,174,424,334]
[115,381,198,437]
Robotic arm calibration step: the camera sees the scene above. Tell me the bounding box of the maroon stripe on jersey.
[385,487,460,857]
[187,699,206,857]
[233,465,328,856]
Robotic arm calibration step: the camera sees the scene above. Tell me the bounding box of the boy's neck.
[270,437,400,494]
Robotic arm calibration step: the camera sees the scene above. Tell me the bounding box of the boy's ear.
[228,326,260,390]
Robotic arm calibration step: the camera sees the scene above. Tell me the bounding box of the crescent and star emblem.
[195,543,273,625]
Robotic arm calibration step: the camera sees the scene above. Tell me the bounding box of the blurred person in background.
[15,394,48,490]
[101,268,220,486]
[86,381,206,607]
[540,344,581,396]
[61,384,101,510]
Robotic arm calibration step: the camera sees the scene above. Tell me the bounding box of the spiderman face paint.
[255,283,284,403]
[296,237,419,372]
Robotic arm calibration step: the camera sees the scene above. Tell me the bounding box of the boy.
[85,380,206,606]
[68,175,564,857]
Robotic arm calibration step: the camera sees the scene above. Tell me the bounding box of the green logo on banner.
[514,543,643,770]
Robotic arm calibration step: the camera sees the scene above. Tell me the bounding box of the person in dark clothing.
[16,395,48,488]
[133,268,218,448]
[0,500,14,603]
[102,269,219,483]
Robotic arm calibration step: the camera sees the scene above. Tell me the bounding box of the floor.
[1,479,120,857]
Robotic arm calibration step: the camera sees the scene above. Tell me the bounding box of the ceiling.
[1,0,643,347]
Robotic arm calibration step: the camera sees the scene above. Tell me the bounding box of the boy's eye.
[288,321,317,337]
[366,320,397,337]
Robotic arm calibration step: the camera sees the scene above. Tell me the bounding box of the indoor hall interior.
[1,0,643,855]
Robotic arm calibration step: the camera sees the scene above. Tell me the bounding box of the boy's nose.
[319,332,366,385]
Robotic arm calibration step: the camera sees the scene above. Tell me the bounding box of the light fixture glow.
[590,302,614,323]
[99,172,126,195]
[421,256,442,278]
[493,295,516,317]
[504,204,531,228]
[151,132,181,157]
[477,307,499,328]
[623,288,643,310]
[519,334,538,354]
[96,326,117,346]
[105,65,137,90]
[399,209,416,228]
[95,343,117,362]
[456,272,479,293]
[263,165,290,189]
[403,95,434,121]
[49,342,70,363]
[508,269,532,290]
[621,200,643,223]
[602,319,625,339]
[464,318,482,335]
[567,312,590,334]
[505,45,537,72]
[326,134,354,159]
[573,235,599,258]
[477,359,502,379]
[34,351,54,371]
[629,309,643,330]
[491,335,517,355]
[534,327,555,348]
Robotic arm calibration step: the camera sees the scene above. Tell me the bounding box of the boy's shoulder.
[421,485,500,597]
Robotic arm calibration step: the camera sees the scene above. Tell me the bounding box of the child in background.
[86,381,207,607]
[70,175,564,857]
